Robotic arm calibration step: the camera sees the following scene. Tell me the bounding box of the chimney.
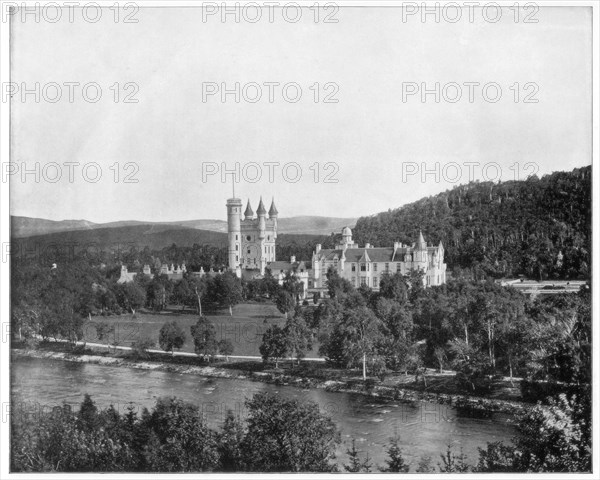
[290,255,296,263]
[316,244,321,253]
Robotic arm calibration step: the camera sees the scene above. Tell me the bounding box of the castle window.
[373,276,378,288]
[236,244,239,251]
[268,235,270,240]
[396,263,401,272]
[236,235,238,240]
[246,235,251,241]
[373,263,378,272]
[351,264,356,272]
[360,276,367,286]
[247,249,251,254]
[360,263,366,272]
[236,255,238,261]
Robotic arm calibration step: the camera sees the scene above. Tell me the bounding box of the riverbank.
[12,347,529,416]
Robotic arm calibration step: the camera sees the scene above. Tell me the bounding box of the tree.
[158,321,186,356]
[143,397,220,472]
[173,278,193,312]
[211,272,243,316]
[281,271,304,303]
[95,322,115,352]
[475,393,591,473]
[217,339,234,361]
[131,337,155,360]
[190,316,218,361]
[218,410,245,471]
[319,306,385,380]
[416,455,435,473]
[187,275,208,316]
[380,435,410,472]
[147,274,173,312]
[325,267,354,299]
[439,444,470,472]
[284,315,312,364]
[114,282,146,317]
[275,290,296,319]
[344,439,371,472]
[241,393,340,472]
[259,325,288,368]
[434,346,446,374]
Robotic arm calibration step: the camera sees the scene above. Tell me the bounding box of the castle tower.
[269,197,278,239]
[257,197,267,240]
[415,230,426,261]
[227,196,243,275]
[342,226,352,246]
[244,200,254,220]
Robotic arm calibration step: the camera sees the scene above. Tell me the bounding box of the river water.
[12,356,517,470]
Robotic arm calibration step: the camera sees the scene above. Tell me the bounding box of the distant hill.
[11,215,356,238]
[11,223,330,264]
[353,166,591,280]
[10,217,100,237]
[12,225,227,254]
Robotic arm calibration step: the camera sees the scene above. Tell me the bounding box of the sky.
[9,5,593,222]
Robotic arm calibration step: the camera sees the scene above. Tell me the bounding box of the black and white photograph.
[0,1,597,477]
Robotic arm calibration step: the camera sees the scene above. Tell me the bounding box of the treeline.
[12,390,591,472]
[352,167,591,279]
[11,260,245,343]
[306,268,591,392]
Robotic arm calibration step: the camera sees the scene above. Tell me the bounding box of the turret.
[415,230,427,265]
[268,197,278,218]
[342,226,352,245]
[417,230,427,250]
[257,197,266,239]
[226,196,243,275]
[269,197,278,239]
[244,199,254,220]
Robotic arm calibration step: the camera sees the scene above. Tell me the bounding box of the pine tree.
[380,435,410,472]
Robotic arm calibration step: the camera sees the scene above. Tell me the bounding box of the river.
[12,356,517,469]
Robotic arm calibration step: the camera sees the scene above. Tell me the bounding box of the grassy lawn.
[81,302,320,357]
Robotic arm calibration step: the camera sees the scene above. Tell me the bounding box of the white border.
[0,1,598,479]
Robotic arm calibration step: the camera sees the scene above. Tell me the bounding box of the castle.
[118,195,447,293]
[227,195,447,294]
[226,196,278,276]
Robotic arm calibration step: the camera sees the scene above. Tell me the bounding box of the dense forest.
[352,167,591,280]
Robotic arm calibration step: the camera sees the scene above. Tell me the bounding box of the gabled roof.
[358,250,371,263]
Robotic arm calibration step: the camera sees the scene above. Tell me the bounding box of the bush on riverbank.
[11,390,591,473]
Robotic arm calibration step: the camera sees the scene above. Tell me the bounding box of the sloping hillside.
[353,167,591,279]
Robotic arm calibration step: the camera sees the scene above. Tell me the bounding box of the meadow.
[81,302,319,357]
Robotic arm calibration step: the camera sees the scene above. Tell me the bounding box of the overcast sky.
[10,5,592,223]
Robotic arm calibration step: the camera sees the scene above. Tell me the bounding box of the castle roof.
[417,230,427,249]
[257,197,267,215]
[316,246,439,263]
[268,260,311,273]
[244,200,254,217]
[269,198,278,216]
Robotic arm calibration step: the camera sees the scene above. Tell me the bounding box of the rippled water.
[12,356,517,469]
